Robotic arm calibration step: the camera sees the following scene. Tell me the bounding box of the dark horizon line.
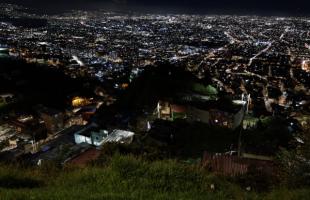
[1,2,309,18]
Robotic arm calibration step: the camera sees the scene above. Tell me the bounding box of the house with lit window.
[157,101,187,121]
[156,97,246,130]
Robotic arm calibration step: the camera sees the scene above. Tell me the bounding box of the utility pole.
[238,94,247,157]
[237,125,242,157]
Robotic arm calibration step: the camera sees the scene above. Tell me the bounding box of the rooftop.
[105,130,135,144]
[66,148,101,167]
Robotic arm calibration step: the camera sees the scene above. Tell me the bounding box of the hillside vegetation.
[0,155,309,200]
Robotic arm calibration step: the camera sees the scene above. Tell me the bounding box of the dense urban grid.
[0,3,309,188]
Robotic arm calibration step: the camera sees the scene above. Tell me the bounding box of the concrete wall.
[74,134,92,145]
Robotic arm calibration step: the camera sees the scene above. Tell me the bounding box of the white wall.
[74,134,92,145]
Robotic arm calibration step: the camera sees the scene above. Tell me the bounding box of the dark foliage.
[0,175,43,189]
[0,58,88,109]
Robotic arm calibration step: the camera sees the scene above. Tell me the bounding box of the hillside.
[0,57,94,109]
[0,155,309,200]
[118,64,212,110]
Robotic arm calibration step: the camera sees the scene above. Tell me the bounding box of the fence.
[202,152,274,176]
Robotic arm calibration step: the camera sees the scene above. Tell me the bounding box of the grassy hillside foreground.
[0,155,309,200]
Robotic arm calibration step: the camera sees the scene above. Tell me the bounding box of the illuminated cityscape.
[0,2,309,199]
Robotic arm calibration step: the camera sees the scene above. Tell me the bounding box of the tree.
[276,125,310,187]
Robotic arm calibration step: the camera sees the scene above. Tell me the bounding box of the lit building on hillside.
[156,95,247,130]
[74,123,135,146]
[72,97,92,107]
[157,101,187,121]
[157,101,172,120]
[74,123,108,146]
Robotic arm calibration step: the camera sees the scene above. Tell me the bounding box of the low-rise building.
[74,123,108,147]
[156,98,247,129]
[74,124,135,146]
[104,130,135,144]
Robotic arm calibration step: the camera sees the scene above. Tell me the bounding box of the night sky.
[1,0,309,16]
